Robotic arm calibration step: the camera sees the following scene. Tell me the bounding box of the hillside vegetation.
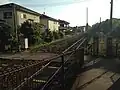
[89,18,120,38]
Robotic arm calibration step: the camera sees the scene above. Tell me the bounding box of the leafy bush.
[32,23,43,44]
[65,29,73,35]
[10,39,19,51]
[0,22,12,51]
[58,31,64,38]
[44,30,53,42]
[53,31,59,39]
[19,20,43,45]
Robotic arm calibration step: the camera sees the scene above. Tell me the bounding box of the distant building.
[58,19,70,32]
[40,14,59,32]
[0,3,40,37]
[70,26,86,34]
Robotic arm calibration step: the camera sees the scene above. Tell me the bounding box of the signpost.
[25,38,28,50]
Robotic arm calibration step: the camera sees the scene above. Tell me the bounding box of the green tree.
[88,18,120,37]
[32,22,43,44]
[20,20,43,45]
[0,22,11,51]
[53,31,59,39]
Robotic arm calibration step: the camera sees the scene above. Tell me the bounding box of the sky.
[0,0,120,26]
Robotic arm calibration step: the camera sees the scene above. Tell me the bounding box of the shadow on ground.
[68,56,120,90]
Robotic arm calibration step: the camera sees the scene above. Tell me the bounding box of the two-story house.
[40,14,59,32]
[58,19,70,32]
[0,3,40,38]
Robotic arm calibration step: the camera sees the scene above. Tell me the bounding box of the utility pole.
[100,17,101,23]
[13,4,18,40]
[110,0,113,31]
[86,7,88,32]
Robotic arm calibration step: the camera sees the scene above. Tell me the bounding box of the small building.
[40,14,59,32]
[58,19,70,32]
[0,3,40,37]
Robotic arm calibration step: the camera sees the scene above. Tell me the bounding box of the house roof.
[40,14,58,22]
[0,3,40,16]
[58,19,70,24]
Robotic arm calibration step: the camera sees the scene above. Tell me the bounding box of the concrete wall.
[40,18,59,32]
[48,20,59,31]
[16,10,40,26]
[40,18,48,28]
[0,8,14,29]
[0,8,40,30]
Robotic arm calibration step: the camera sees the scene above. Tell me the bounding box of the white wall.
[48,20,59,31]
[17,10,40,26]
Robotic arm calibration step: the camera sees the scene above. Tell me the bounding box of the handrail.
[13,50,78,90]
[41,39,87,90]
[11,35,87,90]
[13,61,52,90]
[63,36,86,53]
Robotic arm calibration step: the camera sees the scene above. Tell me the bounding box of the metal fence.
[0,60,49,90]
[0,35,87,90]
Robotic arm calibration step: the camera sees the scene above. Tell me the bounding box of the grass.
[30,34,83,53]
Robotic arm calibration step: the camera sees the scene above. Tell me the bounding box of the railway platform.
[71,57,120,90]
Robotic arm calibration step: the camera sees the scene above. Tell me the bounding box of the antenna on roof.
[43,8,46,14]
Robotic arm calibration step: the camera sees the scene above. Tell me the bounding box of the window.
[54,22,57,24]
[23,14,26,18]
[21,14,27,19]
[27,19,34,23]
[3,12,12,19]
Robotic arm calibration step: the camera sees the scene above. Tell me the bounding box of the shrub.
[19,20,43,45]
[44,30,53,42]
[53,31,59,39]
[58,31,64,38]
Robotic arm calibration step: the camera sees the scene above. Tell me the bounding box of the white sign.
[25,38,28,49]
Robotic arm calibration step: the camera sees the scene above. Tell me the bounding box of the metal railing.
[0,35,88,90]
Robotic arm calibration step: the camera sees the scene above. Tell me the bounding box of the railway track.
[0,59,42,75]
[0,34,87,90]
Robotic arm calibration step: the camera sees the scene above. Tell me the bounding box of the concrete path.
[71,57,120,90]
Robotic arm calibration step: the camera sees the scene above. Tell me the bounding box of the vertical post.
[25,38,28,50]
[80,48,84,66]
[90,44,92,55]
[110,0,113,31]
[93,37,95,56]
[100,17,101,23]
[13,4,18,40]
[86,7,88,32]
[93,37,99,56]
[96,37,99,56]
[106,37,112,57]
[61,55,64,89]
[116,42,118,57]
[75,48,84,67]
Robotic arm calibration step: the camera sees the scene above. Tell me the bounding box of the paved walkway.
[71,57,120,90]
[0,51,58,60]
